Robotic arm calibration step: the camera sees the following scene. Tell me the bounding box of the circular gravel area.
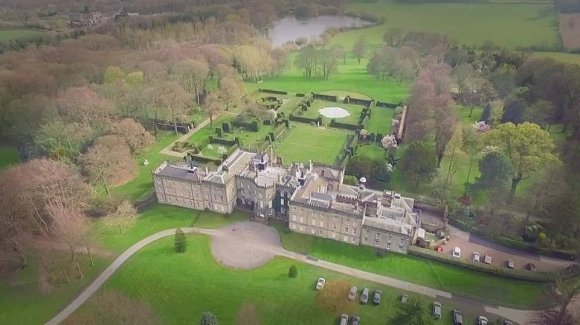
[211,221,282,269]
[319,106,351,119]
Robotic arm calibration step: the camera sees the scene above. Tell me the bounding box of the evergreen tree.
[200,312,218,325]
[174,228,187,253]
[288,265,298,278]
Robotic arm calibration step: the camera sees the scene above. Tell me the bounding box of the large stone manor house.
[153,149,423,254]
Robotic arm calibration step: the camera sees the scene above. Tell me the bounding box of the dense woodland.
[0,0,579,310]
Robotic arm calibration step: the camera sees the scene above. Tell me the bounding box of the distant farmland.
[332,2,560,50]
[559,13,580,50]
[0,28,43,42]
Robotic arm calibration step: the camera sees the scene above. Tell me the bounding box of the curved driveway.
[46,225,535,325]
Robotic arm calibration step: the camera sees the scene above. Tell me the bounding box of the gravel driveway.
[211,221,282,269]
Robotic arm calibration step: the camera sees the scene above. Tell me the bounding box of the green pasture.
[274,124,350,165]
[532,51,580,65]
[336,1,559,49]
[0,28,43,42]
[70,235,469,324]
[257,57,409,104]
[0,145,20,170]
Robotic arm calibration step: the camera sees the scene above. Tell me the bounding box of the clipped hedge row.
[209,136,238,146]
[289,114,320,124]
[259,88,287,95]
[376,101,399,109]
[407,246,559,283]
[330,119,360,131]
[312,93,337,102]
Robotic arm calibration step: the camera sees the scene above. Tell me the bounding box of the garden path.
[158,118,211,158]
[46,223,536,325]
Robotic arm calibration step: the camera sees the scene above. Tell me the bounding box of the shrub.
[288,265,298,278]
[200,311,218,325]
[174,228,187,253]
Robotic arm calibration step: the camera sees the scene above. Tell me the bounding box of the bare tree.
[108,118,154,153]
[171,59,209,106]
[218,77,244,111]
[57,86,113,124]
[352,36,367,64]
[80,135,136,195]
[205,92,222,126]
[531,281,580,325]
[104,200,137,235]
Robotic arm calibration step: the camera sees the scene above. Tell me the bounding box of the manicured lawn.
[283,234,545,308]
[0,28,43,42]
[111,132,181,201]
[335,1,559,49]
[355,143,386,160]
[275,124,350,165]
[365,106,394,134]
[70,235,467,324]
[0,255,111,325]
[301,99,366,125]
[257,58,409,104]
[0,145,20,170]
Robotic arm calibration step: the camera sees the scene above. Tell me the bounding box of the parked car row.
[451,246,537,271]
[451,307,513,325]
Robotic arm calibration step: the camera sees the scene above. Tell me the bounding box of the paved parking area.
[443,225,572,272]
[211,221,282,269]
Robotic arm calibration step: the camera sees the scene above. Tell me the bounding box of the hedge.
[312,93,337,102]
[289,114,319,124]
[259,88,287,95]
[296,93,305,97]
[330,119,360,131]
[209,136,238,146]
[189,153,222,165]
[376,101,399,109]
[232,119,259,132]
[345,96,371,106]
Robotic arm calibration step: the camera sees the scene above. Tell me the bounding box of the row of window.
[289,224,358,244]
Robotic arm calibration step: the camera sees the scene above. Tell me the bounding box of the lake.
[269,16,372,47]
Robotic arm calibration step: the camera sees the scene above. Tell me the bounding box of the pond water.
[269,16,372,47]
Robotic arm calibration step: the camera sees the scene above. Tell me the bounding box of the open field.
[0,145,20,170]
[69,235,472,324]
[334,1,559,49]
[257,57,409,104]
[0,255,111,325]
[533,51,580,64]
[271,222,545,308]
[0,28,43,42]
[275,124,350,165]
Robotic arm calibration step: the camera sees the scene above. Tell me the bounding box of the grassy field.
[69,235,474,324]
[274,226,545,308]
[0,255,111,325]
[334,1,559,50]
[257,57,409,104]
[0,145,20,170]
[275,124,350,165]
[0,28,43,42]
[301,100,366,125]
[93,203,249,253]
[533,51,580,65]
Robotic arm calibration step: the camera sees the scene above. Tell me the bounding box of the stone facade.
[153,149,422,254]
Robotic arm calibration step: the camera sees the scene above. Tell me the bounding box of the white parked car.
[348,286,357,301]
[316,277,326,290]
[452,247,461,258]
[473,252,481,262]
[478,315,489,325]
[484,255,493,264]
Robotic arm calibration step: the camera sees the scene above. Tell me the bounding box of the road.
[46,226,536,325]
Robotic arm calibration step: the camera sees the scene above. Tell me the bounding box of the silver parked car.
[359,288,369,304]
[351,315,360,325]
[432,301,442,319]
[348,286,357,301]
[373,289,382,305]
[316,277,326,290]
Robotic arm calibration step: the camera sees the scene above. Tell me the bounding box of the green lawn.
[335,1,559,49]
[355,143,386,160]
[0,28,44,42]
[283,234,545,308]
[69,235,471,324]
[0,255,111,325]
[111,132,181,201]
[256,58,409,104]
[301,99,366,125]
[532,51,580,65]
[365,107,395,134]
[275,124,350,165]
[0,145,20,170]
